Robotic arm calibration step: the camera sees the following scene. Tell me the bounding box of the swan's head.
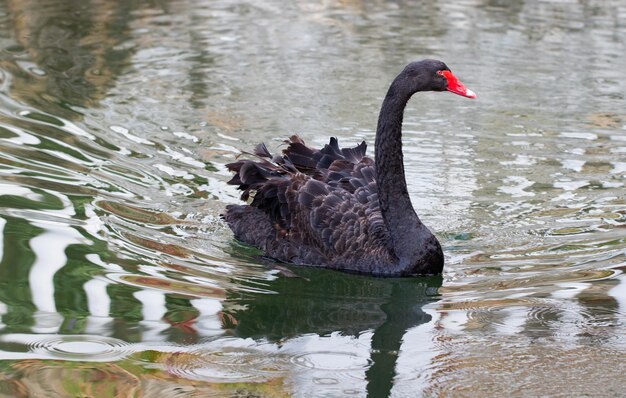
[403,59,476,99]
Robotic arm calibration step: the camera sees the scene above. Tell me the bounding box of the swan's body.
[223,59,475,276]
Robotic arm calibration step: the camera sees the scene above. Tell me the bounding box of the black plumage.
[222,59,475,276]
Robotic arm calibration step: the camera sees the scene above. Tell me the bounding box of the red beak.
[438,70,476,99]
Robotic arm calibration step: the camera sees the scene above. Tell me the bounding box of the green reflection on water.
[225,268,441,340]
[0,217,38,333]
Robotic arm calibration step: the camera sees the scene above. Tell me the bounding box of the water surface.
[0,0,625,396]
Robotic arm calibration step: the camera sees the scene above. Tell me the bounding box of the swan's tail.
[224,144,297,226]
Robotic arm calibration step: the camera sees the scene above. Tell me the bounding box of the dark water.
[0,0,625,396]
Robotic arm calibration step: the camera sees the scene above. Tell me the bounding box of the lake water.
[0,0,625,396]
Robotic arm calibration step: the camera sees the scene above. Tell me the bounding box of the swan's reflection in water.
[221,268,442,396]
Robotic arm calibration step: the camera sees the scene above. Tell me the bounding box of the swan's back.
[223,136,397,273]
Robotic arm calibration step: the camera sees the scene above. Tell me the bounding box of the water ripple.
[164,346,288,382]
[4,334,133,362]
[290,350,372,372]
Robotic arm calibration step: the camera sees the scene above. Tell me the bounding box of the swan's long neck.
[375,77,422,261]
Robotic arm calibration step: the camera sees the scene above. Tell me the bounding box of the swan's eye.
[436,70,445,76]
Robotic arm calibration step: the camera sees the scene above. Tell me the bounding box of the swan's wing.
[290,178,390,260]
[282,135,377,195]
[224,139,390,264]
[282,135,367,173]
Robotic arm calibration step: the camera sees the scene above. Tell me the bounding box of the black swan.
[222,59,475,276]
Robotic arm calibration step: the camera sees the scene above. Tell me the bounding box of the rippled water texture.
[0,0,625,396]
